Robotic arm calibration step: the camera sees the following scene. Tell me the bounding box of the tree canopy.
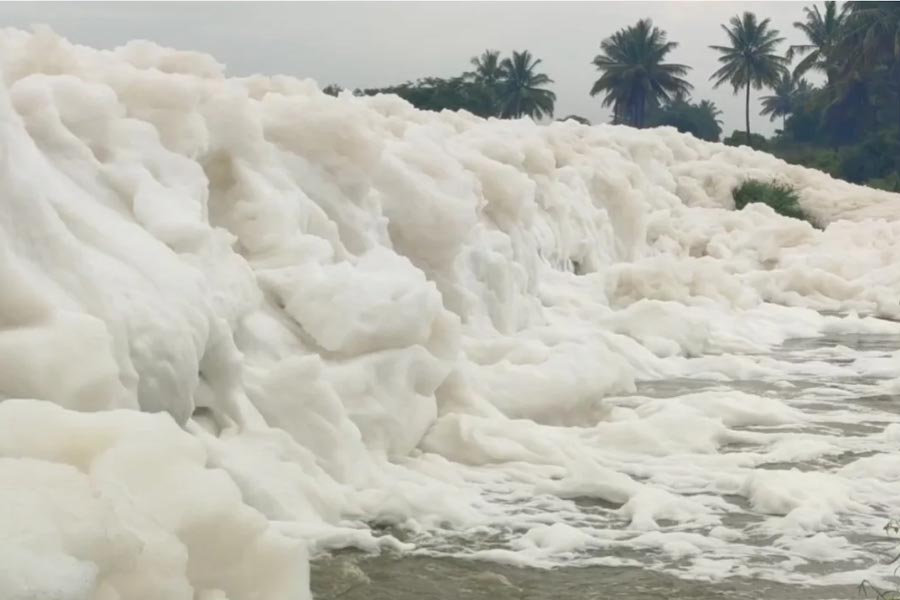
[590,18,692,128]
[337,3,900,190]
[710,12,789,143]
[497,50,557,119]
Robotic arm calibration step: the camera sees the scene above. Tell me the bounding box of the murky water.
[312,332,900,599]
[311,553,861,600]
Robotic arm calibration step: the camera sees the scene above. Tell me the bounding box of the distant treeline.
[324,2,900,190]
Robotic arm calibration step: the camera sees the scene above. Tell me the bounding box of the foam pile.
[1,27,899,599]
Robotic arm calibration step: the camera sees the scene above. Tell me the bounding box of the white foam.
[1,26,900,598]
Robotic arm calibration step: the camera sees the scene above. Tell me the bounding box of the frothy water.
[1,27,900,600]
[316,332,900,597]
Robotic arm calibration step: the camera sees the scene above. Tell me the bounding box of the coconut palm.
[497,50,556,120]
[649,96,724,141]
[841,2,900,69]
[468,50,504,87]
[839,2,900,127]
[698,99,724,127]
[590,18,693,128]
[710,12,789,144]
[788,1,848,86]
[760,73,813,129]
[465,50,505,116]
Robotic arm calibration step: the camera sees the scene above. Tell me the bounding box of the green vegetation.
[355,49,554,119]
[589,18,692,128]
[732,179,809,222]
[710,1,900,190]
[496,50,557,119]
[788,1,846,85]
[320,2,900,189]
[710,12,790,144]
[647,95,723,142]
[358,77,499,118]
[760,73,812,130]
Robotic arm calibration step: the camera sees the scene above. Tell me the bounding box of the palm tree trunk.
[745,83,751,145]
[637,99,643,128]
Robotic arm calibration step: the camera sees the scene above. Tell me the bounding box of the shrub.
[732,179,809,222]
[648,100,723,142]
[837,129,900,183]
[722,130,769,150]
[868,171,900,192]
[768,143,841,178]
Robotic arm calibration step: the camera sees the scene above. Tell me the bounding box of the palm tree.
[466,50,504,116]
[841,2,900,69]
[760,73,812,129]
[468,50,504,87]
[698,99,724,126]
[788,2,848,86]
[590,18,693,128]
[710,12,789,145]
[497,50,556,119]
[697,99,725,141]
[839,2,900,128]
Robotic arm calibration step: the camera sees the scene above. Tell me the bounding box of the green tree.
[465,50,504,116]
[648,96,724,141]
[358,77,496,118]
[322,84,344,97]
[590,18,692,128]
[497,50,556,119]
[788,1,848,86]
[840,2,900,128]
[468,50,504,87]
[698,99,724,128]
[838,128,900,182]
[723,129,769,149]
[760,73,812,129]
[710,12,789,144]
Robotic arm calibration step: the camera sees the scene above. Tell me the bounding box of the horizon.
[0,1,822,135]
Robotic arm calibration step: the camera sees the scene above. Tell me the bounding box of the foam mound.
[1,27,899,599]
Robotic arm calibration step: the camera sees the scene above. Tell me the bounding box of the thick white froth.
[2,27,900,598]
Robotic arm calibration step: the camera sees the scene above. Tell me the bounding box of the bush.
[768,142,841,178]
[732,179,809,222]
[868,172,900,192]
[648,100,723,142]
[723,130,768,150]
[837,129,900,184]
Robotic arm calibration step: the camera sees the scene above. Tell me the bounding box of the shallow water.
[311,553,858,600]
[312,332,900,599]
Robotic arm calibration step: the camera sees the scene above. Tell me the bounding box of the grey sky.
[0,2,819,135]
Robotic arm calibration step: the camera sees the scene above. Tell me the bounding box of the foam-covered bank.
[2,27,900,600]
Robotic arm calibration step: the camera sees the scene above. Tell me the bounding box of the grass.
[731,179,810,222]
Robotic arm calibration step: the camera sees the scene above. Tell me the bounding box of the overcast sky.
[0,2,820,135]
